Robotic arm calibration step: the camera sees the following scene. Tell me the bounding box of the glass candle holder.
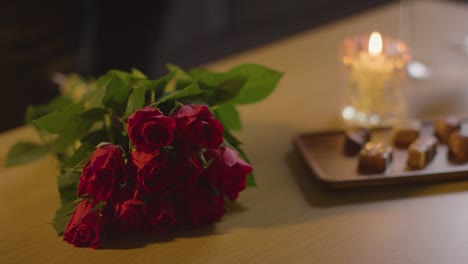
[339,32,411,127]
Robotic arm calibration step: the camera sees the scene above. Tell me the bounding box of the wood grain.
[3,1,468,264]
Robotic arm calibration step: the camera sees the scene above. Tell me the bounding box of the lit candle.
[350,31,394,122]
[340,31,410,127]
[356,32,392,71]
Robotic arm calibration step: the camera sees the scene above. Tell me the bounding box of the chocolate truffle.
[392,120,422,148]
[448,125,468,164]
[343,127,371,156]
[358,142,393,174]
[407,136,437,169]
[434,116,461,144]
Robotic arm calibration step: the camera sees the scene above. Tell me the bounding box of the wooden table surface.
[3,1,468,263]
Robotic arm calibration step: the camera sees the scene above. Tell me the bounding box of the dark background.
[0,0,395,132]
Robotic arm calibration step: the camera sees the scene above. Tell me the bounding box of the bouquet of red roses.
[6,64,281,249]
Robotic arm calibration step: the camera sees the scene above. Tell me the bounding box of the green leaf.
[167,64,192,80]
[223,129,243,147]
[209,79,246,104]
[61,143,94,169]
[167,65,194,91]
[102,73,130,114]
[159,82,201,102]
[229,64,282,104]
[215,104,241,130]
[81,129,108,146]
[124,85,146,117]
[52,204,73,235]
[33,103,84,133]
[80,75,108,109]
[108,70,145,84]
[25,105,49,124]
[189,68,247,104]
[25,96,74,123]
[53,116,93,152]
[141,72,175,99]
[57,171,81,205]
[44,108,106,153]
[81,108,106,123]
[29,102,98,153]
[246,173,257,187]
[5,142,49,167]
[96,73,113,89]
[167,64,194,91]
[189,68,233,87]
[131,68,147,79]
[47,96,74,110]
[52,198,82,235]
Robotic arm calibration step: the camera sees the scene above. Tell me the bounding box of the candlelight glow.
[368,31,383,55]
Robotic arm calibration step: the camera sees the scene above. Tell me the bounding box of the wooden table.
[3,1,468,263]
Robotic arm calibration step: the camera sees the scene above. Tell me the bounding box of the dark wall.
[0,0,81,131]
[151,0,393,75]
[0,0,392,132]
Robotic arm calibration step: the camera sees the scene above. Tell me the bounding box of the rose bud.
[113,199,146,235]
[204,147,253,201]
[173,185,225,227]
[63,198,110,249]
[144,197,176,234]
[78,144,127,201]
[171,105,224,149]
[127,150,170,196]
[127,107,176,153]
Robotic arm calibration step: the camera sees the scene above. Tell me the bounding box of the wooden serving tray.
[294,123,468,189]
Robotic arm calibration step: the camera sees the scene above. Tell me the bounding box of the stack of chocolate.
[435,117,468,164]
[343,116,468,175]
[343,128,371,156]
[407,136,437,170]
[392,120,438,170]
[357,142,393,174]
[344,127,393,174]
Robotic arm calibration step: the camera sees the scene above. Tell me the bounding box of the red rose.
[174,185,225,227]
[169,150,203,187]
[171,105,224,149]
[127,107,176,153]
[112,183,135,205]
[128,150,170,195]
[144,197,175,234]
[204,147,252,201]
[63,198,109,249]
[78,144,126,201]
[113,199,146,235]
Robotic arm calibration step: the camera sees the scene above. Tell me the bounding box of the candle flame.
[368,31,383,55]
